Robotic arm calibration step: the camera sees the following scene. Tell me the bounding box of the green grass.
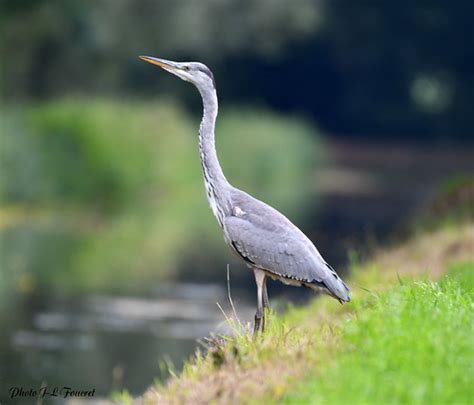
[281,261,474,404]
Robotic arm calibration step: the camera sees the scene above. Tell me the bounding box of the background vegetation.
[1,100,321,294]
[2,1,473,138]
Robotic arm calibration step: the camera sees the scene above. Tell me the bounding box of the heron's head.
[139,56,215,90]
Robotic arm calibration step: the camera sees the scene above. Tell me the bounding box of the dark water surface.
[1,140,473,402]
[0,283,255,403]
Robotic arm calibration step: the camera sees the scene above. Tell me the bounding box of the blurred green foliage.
[0,0,320,98]
[0,99,322,294]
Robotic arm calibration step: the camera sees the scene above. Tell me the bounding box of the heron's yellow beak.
[139,56,179,71]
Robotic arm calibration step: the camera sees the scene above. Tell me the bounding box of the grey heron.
[139,56,351,333]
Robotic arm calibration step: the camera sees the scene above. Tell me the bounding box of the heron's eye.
[183,66,190,71]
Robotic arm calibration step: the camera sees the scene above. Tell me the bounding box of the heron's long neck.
[198,85,232,225]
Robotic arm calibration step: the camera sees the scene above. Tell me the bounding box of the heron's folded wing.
[224,214,332,285]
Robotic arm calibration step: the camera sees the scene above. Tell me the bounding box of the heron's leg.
[263,278,270,310]
[253,269,266,335]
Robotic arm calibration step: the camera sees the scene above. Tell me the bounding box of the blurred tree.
[1,0,473,140]
[0,0,321,97]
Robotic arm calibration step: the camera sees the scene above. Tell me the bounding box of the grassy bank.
[283,262,473,404]
[140,221,474,404]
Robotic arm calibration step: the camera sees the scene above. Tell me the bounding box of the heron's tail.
[322,264,352,303]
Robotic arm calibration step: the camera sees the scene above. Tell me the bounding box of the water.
[0,283,255,402]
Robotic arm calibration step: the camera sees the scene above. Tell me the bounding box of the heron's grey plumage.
[196,71,232,227]
[139,56,351,333]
